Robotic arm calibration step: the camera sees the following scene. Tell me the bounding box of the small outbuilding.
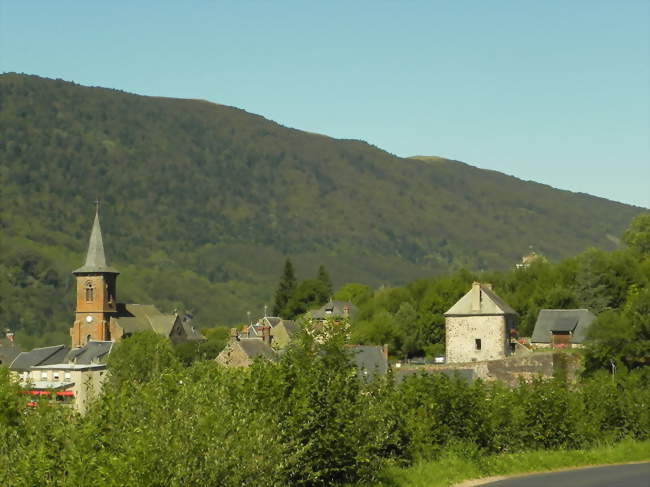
[531,309,596,348]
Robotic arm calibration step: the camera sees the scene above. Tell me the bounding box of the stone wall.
[446,315,508,363]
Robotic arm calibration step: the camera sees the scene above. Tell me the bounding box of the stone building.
[215,328,277,367]
[444,282,517,363]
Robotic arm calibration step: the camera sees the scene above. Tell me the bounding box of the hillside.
[0,73,643,345]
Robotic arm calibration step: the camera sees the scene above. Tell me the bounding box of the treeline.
[341,214,650,367]
[1,330,649,487]
[1,73,643,342]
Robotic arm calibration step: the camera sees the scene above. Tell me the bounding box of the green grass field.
[361,439,650,487]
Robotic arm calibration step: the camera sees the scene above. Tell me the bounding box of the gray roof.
[73,210,119,274]
[531,309,596,344]
[10,345,69,371]
[347,345,388,379]
[278,320,299,336]
[309,301,358,319]
[66,341,113,364]
[181,316,206,341]
[445,283,517,316]
[113,303,177,336]
[237,338,277,362]
[10,341,115,371]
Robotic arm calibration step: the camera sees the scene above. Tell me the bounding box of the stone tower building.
[70,208,119,347]
[444,282,518,363]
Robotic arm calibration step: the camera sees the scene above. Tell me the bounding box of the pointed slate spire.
[73,205,119,274]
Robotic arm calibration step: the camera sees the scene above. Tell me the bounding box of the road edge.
[452,460,650,487]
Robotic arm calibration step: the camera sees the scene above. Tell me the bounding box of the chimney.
[261,325,272,346]
[5,329,14,344]
[343,305,349,319]
[230,328,240,341]
[382,344,389,361]
[471,282,482,311]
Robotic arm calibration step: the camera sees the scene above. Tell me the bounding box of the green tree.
[106,331,181,390]
[272,258,297,317]
[623,213,650,255]
[317,264,333,298]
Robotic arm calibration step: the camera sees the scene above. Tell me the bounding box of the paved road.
[480,462,650,487]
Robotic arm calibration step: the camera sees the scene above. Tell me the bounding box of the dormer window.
[84,281,94,302]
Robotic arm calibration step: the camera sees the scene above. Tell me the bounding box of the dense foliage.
[1,73,643,346]
[0,332,648,487]
[344,214,650,364]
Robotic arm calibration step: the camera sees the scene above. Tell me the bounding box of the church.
[70,207,204,347]
[9,208,204,412]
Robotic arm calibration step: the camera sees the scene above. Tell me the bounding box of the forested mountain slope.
[0,73,643,345]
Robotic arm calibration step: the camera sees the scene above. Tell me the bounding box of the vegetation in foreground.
[1,328,649,487]
[363,439,650,487]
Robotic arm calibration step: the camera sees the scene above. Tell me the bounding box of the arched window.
[84,282,94,302]
[86,334,92,344]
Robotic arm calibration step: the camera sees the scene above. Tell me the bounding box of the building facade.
[444,282,517,363]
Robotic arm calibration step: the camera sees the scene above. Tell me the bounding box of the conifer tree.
[272,259,297,317]
[317,264,333,298]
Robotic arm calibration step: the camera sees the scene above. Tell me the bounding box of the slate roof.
[10,345,69,371]
[444,283,517,316]
[278,320,299,336]
[10,341,115,371]
[66,341,113,364]
[309,300,358,319]
[113,303,177,337]
[73,209,119,274]
[346,345,388,379]
[531,309,596,344]
[181,316,206,341]
[237,338,277,362]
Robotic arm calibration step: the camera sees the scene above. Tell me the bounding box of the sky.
[2,1,649,207]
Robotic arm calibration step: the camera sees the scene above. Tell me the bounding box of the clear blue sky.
[2,1,649,207]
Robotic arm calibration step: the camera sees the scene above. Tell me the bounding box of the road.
[479,462,650,487]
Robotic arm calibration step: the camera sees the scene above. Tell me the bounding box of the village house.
[530,309,596,349]
[307,299,357,321]
[444,282,518,363]
[10,341,112,413]
[215,327,277,367]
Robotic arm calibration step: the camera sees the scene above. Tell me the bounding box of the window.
[84,281,94,302]
[53,372,60,381]
[41,371,48,380]
[475,339,482,351]
[64,372,71,380]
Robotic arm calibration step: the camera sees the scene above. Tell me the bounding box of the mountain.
[0,73,643,345]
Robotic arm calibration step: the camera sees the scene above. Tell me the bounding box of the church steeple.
[70,205,119,347]
[73,204,119,275]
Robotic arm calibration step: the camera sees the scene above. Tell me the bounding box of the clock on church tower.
[70,206,120,348]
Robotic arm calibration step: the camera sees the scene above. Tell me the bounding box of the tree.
[272,258,297,317]
[623,213,650,255]
[317,264,333,298]
[284,279,329,319]
[106,331,181,390]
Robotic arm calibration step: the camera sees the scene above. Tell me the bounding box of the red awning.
[56,390,74,397]
[23,390,52,395]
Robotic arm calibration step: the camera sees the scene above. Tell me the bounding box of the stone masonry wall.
[446,315,508,363]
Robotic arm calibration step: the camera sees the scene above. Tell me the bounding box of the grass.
[360,439,650,487]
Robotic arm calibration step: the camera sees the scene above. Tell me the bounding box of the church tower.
[70,206,119,347]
